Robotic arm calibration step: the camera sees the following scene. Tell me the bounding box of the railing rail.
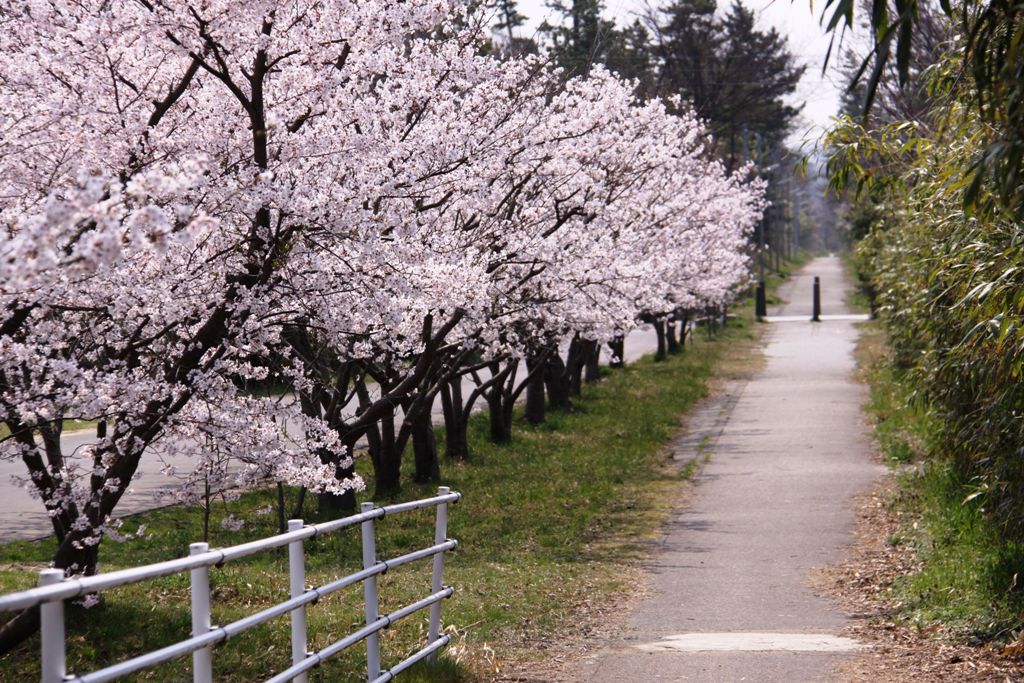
[0,487,461,683]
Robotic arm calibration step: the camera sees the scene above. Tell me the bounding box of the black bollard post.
[755,281,767,319]
[812,276,821,322]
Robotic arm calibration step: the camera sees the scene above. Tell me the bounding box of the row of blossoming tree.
[0,0,765,646]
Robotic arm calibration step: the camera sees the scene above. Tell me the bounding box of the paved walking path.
[575,256,882,682]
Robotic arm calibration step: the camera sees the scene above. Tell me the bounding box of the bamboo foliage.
[826,44,1024,535]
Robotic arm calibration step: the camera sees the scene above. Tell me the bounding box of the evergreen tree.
[603,20,657,96]
[482,0,539,58]
[653,0,720,117]
[539,0,616,77]
[650,0,804,169]
[490,0,527,42]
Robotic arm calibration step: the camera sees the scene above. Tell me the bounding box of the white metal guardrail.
[0,487,461,683]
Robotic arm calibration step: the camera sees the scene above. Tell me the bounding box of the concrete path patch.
[635,633,864,653]
[764,314,871,323]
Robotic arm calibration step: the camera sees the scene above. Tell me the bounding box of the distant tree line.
[493,0,806,170]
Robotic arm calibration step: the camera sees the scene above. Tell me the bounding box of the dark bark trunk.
[0,608,39,655]
[583,339,601,382]
[0,519,107,651]
[440,379,469,460]
[524,351,546,425]
[373,409,402,497]
[291,487,308,520]
[317,483,355,517]
[667,320,681,354]
[567,335,584,397]
[609,337,625,368]
[412,409,440,484]
[200,476,213,542]
[315,441,356,516]
[485,361,515,443]
[569,359,583,396]
[680,314,690,348]
[501,389,515,435]
[461,359,517,445]
[317,490,349,517]
[351,374,402,498]
[544,348,572,411]
[707,305,718,337]
[487,389,512,442]
[277,482,287,534]
[654,318,667,361]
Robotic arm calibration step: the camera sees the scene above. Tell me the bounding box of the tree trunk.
[0,608,39,655]
[667,320,681,354]
[609,336,625,368]
[583,339,601,382]
[291,487,308,520]
[502,395,515,434]
[318,486,355,517]
[524,351,546,425]
[317,446,356,517]
[373,409,402,497]
[485,361,515,443]
[654,318,667,361]
[569,360,583,396]
[277,482,287,533]
[544,348,572,411]
[487,390,512,442]
[567,335,584,397]
[412,409,440,484]
[0,498,108,651]
[440,378,469,460]
[0,478,107,651]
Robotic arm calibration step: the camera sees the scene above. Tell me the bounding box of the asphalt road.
[0,327,662,542]
[575,256,883,682]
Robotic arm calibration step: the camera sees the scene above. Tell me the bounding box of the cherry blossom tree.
[0,0,765,651]
[0,0,485,647]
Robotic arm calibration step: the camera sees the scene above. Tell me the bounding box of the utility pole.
[754,131,767,319]
[760,213,767,280]
[792,178,801,255]
[770,204,778,274]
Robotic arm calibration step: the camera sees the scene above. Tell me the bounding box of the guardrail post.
[39,569,66,683]
[287,520,309,683]
[189,543,213,683]
[360,502,381,682]
[428,487,450,663]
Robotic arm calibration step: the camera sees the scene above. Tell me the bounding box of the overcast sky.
[512,1,850,146]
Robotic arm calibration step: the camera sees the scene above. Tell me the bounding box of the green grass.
[840,251,873,314]
[856,321,1024,644]
[0,304,763,682]
[0,419,95,440]
[856,325,931,466]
